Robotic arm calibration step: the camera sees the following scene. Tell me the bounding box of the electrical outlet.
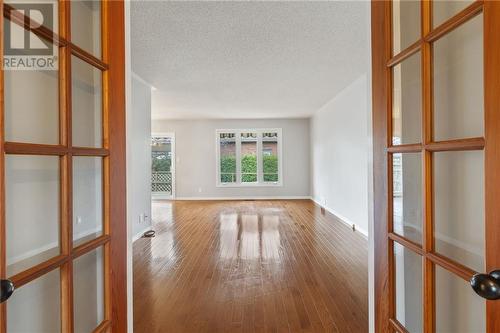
[198,187,202,193]
[76,216,82,224]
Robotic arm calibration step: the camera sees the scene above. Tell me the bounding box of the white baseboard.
[133,226,153,242]
[152,194,174,200]
[311,198,369,239]
[174,196,311,201]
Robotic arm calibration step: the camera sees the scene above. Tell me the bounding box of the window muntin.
[217,129,282,186]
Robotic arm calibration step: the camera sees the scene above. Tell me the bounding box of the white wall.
[310,75,370,237]
[152,118,310,199]
[129,74,153,240]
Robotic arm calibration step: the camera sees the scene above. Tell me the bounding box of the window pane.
[262,132,279,183]
[73,157,103,247]
[392,52,422,145]
[394,242,423,333]
[6,155,60,277]
[434,150,484,272]
[7,1,59,33]
[392,153,422,244]
[71,0,101,58]
[433,14,483,141]
[4,17,59,144]
[433,0,473,28]
[7,269,61,333]
[74,247,105,332]
[72,55,102,148]
[435,265,485,333]
[219,133,236,183]
[392,0,421,55]
[241,132,257,183]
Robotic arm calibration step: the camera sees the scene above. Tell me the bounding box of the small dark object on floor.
[143,230,156,238]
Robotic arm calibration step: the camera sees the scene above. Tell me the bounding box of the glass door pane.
[434,150,484,272]
[392,52,422,145]
[151,136,173,197]
[433,14,483,141]
[435,266,485,332]
[73,157,103,247]
[5,155,60,277]
[72,56,103,148]
[73,247,105,332]
[433,0,474,28]
[392,0,421,54]
[3,17,59,145]
[71,0,101,58]
[392,153,422,244]
[7,269,61,333]
[394,242,422,333]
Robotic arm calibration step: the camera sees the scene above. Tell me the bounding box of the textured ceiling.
[131,1,369,120]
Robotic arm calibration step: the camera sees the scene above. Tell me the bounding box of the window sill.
[216,182,283,188]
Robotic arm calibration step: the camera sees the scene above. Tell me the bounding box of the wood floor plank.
[134,200,368,333]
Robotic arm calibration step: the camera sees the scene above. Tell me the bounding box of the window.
[241,132,258,183]
[216,129,282,186]
[219,133,237,183]
[262,132,279,182]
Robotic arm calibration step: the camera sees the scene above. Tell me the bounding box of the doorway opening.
[151,133,175,199]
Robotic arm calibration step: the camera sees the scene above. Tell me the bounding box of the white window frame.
[216,128,283,187]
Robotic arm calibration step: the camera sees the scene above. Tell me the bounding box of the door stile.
[59,0,74,331]
[483,2,500,332]
[101,0,112,324]
[0,0,5,331]
[421,1,435,333]
[105,1,127,331]
[372,0,391,332]
[387,0,395,323]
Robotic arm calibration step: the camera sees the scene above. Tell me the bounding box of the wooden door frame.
[0,0,127,331]
[107,1,127,331]
[371,1,390,332]
[371,1,500,332]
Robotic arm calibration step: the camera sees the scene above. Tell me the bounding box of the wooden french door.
[372,0,500,332]
[0,0,126,332]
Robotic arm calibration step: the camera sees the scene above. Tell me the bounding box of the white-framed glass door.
[151,133,175,199]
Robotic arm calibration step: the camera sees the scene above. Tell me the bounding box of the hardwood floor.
[133,200,368,333]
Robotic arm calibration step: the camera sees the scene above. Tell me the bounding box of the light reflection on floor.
[151,200,282,268]
[219,213,238,260]
[262,215,280,260]
[218,212,282,262]
[150,201,283,263]
[150,200,176,261]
